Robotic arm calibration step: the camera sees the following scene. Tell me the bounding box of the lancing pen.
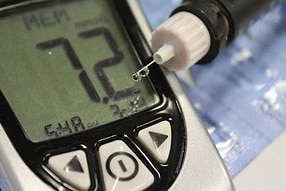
[133,0,281,82]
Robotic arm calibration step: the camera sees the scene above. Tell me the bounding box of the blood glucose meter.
[0,0,233,190]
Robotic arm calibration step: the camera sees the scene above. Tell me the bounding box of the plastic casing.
[0,0,234,190]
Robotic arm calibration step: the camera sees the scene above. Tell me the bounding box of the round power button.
[106,151,139,181]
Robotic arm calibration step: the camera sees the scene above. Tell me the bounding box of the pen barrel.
[172,0,280,63]
[217,0,280,36]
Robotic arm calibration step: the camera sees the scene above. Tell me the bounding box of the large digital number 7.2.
[79,27,135,101]
[37,27,135,103]
[36,38,101,102]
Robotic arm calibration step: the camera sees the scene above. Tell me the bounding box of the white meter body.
[0,0,233,190]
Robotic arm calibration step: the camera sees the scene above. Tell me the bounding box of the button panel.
[99,140,154,191]
[43,120,178,190]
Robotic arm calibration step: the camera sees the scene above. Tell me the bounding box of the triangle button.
[47,150,91,191]
[138,121,172,163]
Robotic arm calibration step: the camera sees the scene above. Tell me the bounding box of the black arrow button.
[149,131,169,149]
[64,156,84,173]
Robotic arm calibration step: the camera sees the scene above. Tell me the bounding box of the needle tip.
[132,59,155,82]
[132,73,141,82]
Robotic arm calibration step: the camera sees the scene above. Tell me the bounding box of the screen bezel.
[0,0,159,142]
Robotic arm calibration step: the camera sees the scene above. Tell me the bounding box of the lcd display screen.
[0,0,157,142]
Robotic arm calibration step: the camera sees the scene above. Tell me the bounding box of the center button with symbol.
[99,140,154,191]
[106,151,139,181]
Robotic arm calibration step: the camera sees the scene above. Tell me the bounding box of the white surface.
[0,126,53,191]
[137,121,172,163]
[99,140,154,191]
[47,150,91,191]
[151,12,211,71]
[234,129,286,191]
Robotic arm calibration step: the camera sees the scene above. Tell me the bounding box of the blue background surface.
[140,0,286,177]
